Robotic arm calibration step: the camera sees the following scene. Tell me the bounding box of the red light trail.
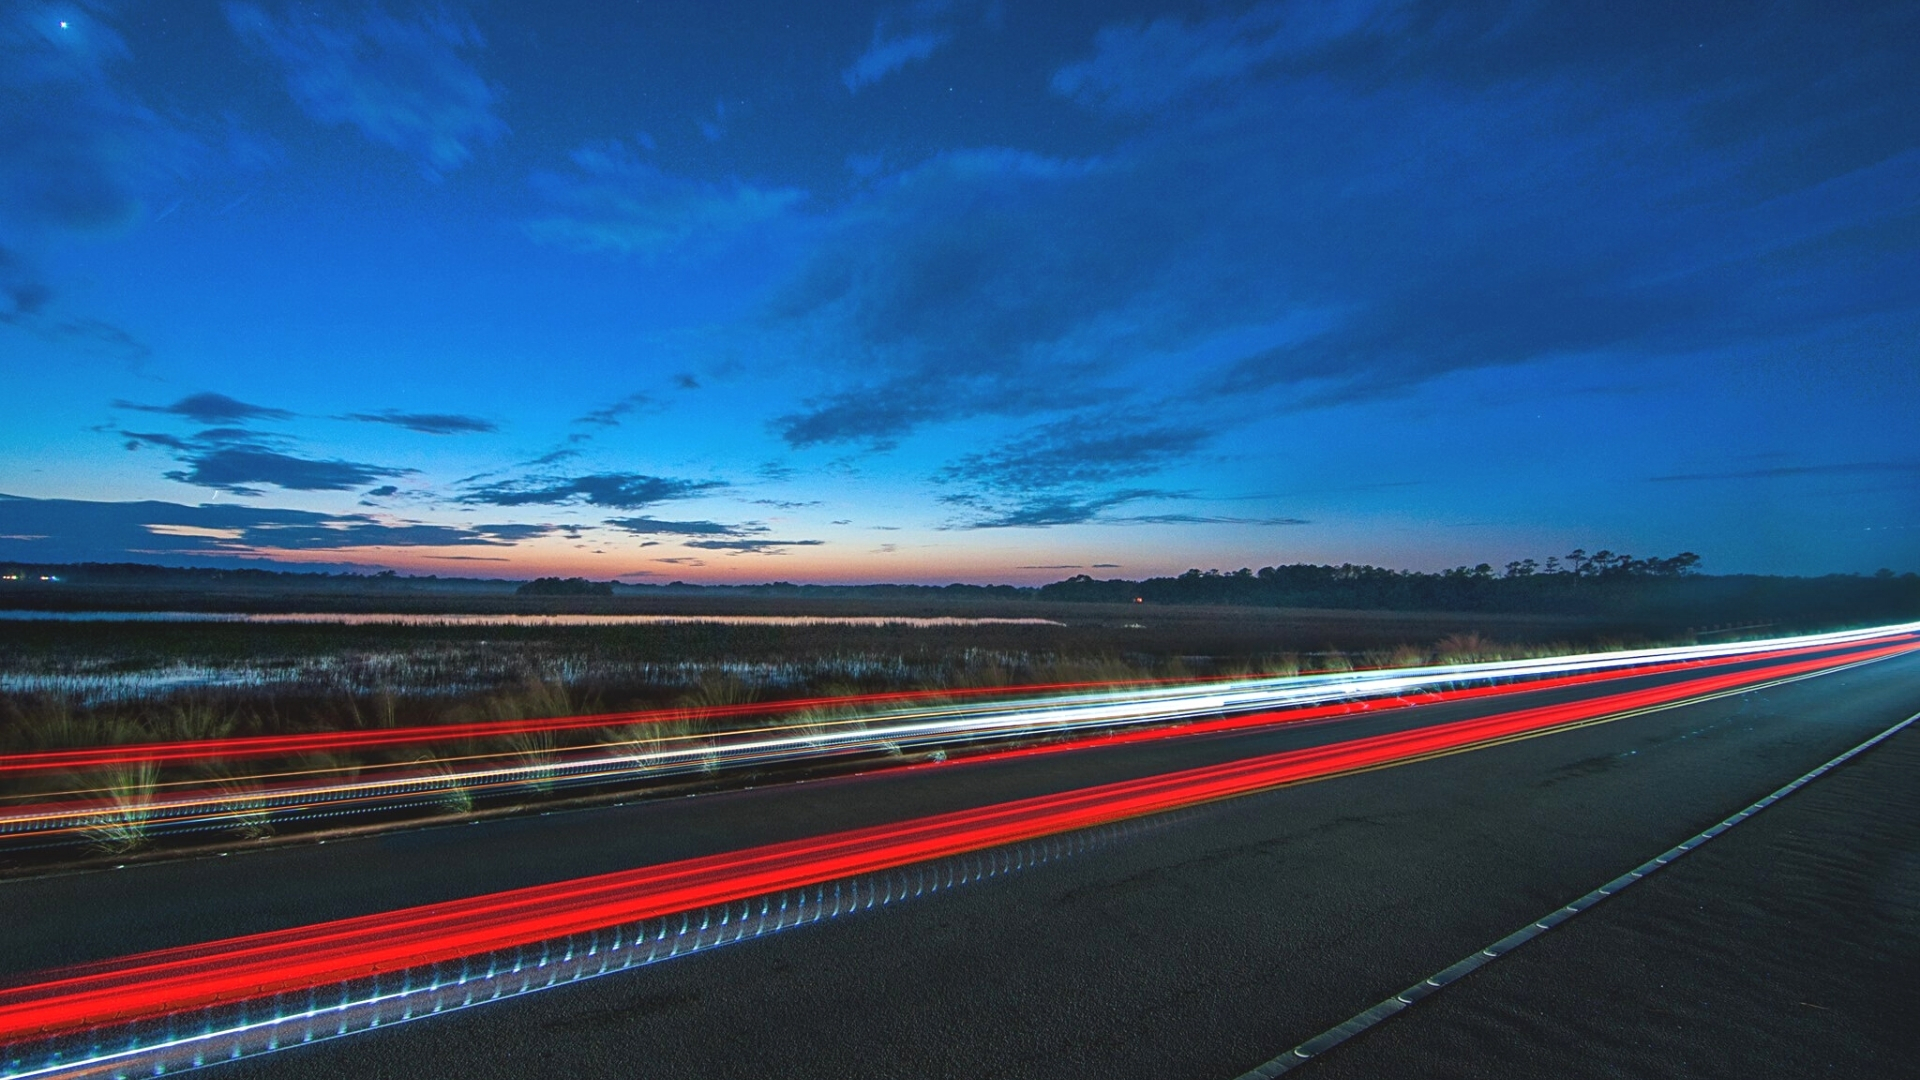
[2,634,1910,1050]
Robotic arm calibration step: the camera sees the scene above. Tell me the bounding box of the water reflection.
[0,610,1063,628]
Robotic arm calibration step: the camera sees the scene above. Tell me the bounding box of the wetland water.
[0,611,1065,702]
[0,612,1064,628]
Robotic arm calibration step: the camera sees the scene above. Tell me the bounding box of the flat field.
[0,594,1634,744]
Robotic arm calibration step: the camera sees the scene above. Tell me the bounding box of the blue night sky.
[2,0,1916,582]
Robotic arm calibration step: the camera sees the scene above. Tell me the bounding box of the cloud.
[603,516,766,537]
[572,391,655,428]
[843,29,949,92]
[115,392,293,424]
[118,423,411,496]
[942,488,1173,529]
[930,411,1225,530]
[0,245,53,324]
[682,538,825,554]
[44,315,150,361]
[1114,513,1309,526]
[0,8,198,235]
[519,448,578,469]
[225,2,506,177]
[118,430,194,452]
[0,492,555,563]
[163,444,413,495]
[936,415,1210,493]
[766,148,1110,448]
[1049,0,1413,113]
[1649,462,1920,483]
[760,3,1920,461]
[527,139,806,259]
[456,472,726,510]
[0,13,191,361]
[343,409,497,434]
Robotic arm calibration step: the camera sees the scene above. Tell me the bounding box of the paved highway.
[4,643,1917,1078]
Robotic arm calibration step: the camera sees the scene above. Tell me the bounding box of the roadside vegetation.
[2,551,1911,860]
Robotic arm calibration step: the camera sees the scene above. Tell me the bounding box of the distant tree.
[516,577,613,597]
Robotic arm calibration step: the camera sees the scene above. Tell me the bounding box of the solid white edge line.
[1232,704,1920,1079]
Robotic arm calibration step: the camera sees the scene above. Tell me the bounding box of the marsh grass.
[0,608,1685,846]
[81,763,158,853]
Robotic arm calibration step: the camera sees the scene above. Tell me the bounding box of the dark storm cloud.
[765,1,1920,450]
[526,140,806,259]
[457,472,727,510]
[602,516,767,537]
[115,392,293,424]
[343,410,498,434]
[225,2,506,177]
[0,493,554,561]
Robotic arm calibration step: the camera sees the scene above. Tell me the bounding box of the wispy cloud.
[760,2,1920,469]
[1116,513,1308,526]
[115,392,293,424]
[572,391,655,428]
[843,29,949,92]
[1050,0,1414,114]
[1650,462,1920,482]
[0,492,554,562]
[527,140,805,259]
[457,472,726,510]
[941,489,1171,529]
[117,423,412,496]
[683,537,824,554]
[767,148,1106,449]
[171,443,406,495]
[603,516,766,537]
[936,415,1210,493]
[343,409,497,434]
[225,2,506,177]
[1,8,198,235]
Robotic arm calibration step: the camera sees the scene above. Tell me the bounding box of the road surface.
[4,644,1916,1078]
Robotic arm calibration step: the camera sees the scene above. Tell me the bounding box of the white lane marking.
[1233,706,1920,1078]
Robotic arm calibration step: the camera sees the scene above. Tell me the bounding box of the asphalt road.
[6,647,1918,1078]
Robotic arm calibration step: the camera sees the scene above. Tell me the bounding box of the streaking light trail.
[8,620,1917,777]
[3,624,1917,848]
[0,630,1913,1079]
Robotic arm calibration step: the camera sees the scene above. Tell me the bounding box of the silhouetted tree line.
[5,555,1918,627]
[516,577,613,597]
[1035,550,1920,625]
